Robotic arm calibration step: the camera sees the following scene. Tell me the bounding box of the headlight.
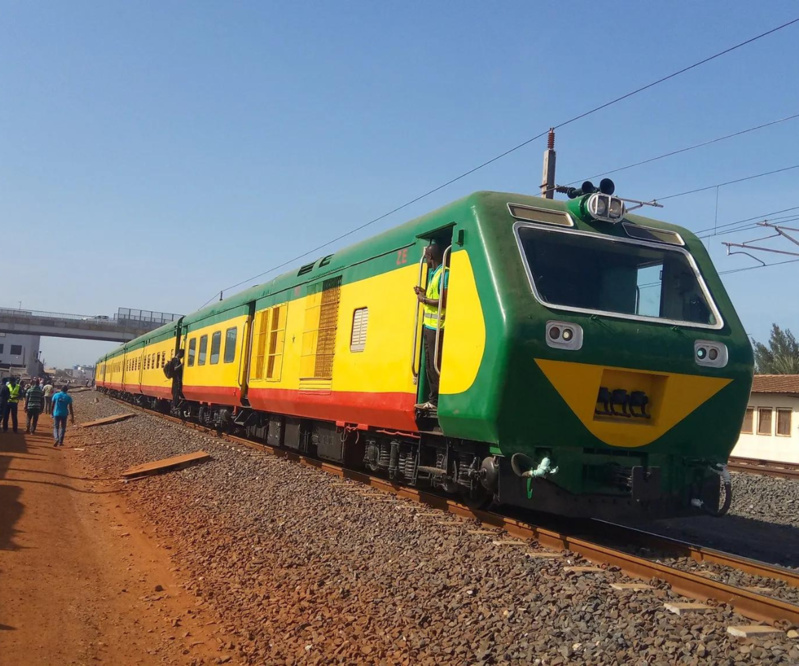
[694,340,728,368]
[587,193,625,223]
[546,321,583,350]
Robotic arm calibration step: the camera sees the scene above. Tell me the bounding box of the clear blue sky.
[2,1,798,367]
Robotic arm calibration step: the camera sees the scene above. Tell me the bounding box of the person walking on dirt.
[3,377,21,433]
[24,379,44,434]
[51,385,74,447]
[42,380,54,414]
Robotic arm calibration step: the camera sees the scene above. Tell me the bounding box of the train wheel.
[462,485,493,510]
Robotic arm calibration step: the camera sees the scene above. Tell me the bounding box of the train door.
[237,302,256,405]
[411,226,454,414]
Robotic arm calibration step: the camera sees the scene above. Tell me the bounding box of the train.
[96,183,754,520]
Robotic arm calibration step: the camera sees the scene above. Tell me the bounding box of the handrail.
[434,246,452,375]
[410,254,427,379]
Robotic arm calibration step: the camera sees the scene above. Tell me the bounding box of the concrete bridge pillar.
[25,335,41,377]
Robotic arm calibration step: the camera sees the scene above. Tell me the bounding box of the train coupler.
[630,466,662,502]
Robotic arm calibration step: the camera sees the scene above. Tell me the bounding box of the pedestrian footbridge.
[0,308,181,343]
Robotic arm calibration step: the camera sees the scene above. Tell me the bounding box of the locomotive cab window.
[224,327,237,363]
[188,338,196,366]
[515,225,721,328]
[198,335,208,365]
[210,331,221,364]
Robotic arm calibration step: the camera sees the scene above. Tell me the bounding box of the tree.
[753,324,799,374]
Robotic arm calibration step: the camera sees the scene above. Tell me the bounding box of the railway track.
[108,395,799,627]
[728,456,799,480]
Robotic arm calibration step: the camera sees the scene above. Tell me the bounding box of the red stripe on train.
[248,387,417,431]
[106,382,418,431]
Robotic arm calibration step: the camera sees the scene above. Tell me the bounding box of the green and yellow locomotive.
[97,183,753,520]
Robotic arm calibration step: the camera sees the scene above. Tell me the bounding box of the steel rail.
[728,456,799,480]
[107,396,799,625]
[584,520,799,588]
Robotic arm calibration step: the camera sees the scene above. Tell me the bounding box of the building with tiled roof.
[730,375,799,464]
[750,375,799,396]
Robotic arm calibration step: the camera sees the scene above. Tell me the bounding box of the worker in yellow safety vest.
[413,242,448,411]
[3,377,21,433]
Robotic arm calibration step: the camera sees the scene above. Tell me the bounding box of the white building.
[0,332,41,376]
[731,375,799,464]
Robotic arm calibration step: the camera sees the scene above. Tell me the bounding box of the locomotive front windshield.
[516,225,719,327]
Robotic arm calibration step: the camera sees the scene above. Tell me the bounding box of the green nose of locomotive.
[464,182,753,521]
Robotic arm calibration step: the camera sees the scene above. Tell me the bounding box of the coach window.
[198,335,208,365]
[777,409,792,436]
[210,331,221,364]
[224,327,237,363]
[188,338,196,366]
[350,307,369,352]
[757,407,772,435]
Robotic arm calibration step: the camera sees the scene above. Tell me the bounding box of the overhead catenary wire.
[199,16,799,309]
[701,217,799,239]
[564,112,799,187]
[720,256,799,275]
[694,205,799,237]
[654,164,799,202]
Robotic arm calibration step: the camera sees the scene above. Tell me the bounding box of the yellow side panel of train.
[181,314,249,402]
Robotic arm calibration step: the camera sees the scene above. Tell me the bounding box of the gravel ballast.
[69,392,799,664]
[632,473,799,571]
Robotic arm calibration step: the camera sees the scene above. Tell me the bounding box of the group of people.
[0,377,75,446]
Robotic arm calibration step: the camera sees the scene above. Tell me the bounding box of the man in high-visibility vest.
[414,242,448,411]
[3,377,21,433]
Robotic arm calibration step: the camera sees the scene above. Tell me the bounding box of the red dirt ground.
[0,418,225,664]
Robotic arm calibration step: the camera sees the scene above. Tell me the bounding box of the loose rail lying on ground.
[107,396,799,626]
